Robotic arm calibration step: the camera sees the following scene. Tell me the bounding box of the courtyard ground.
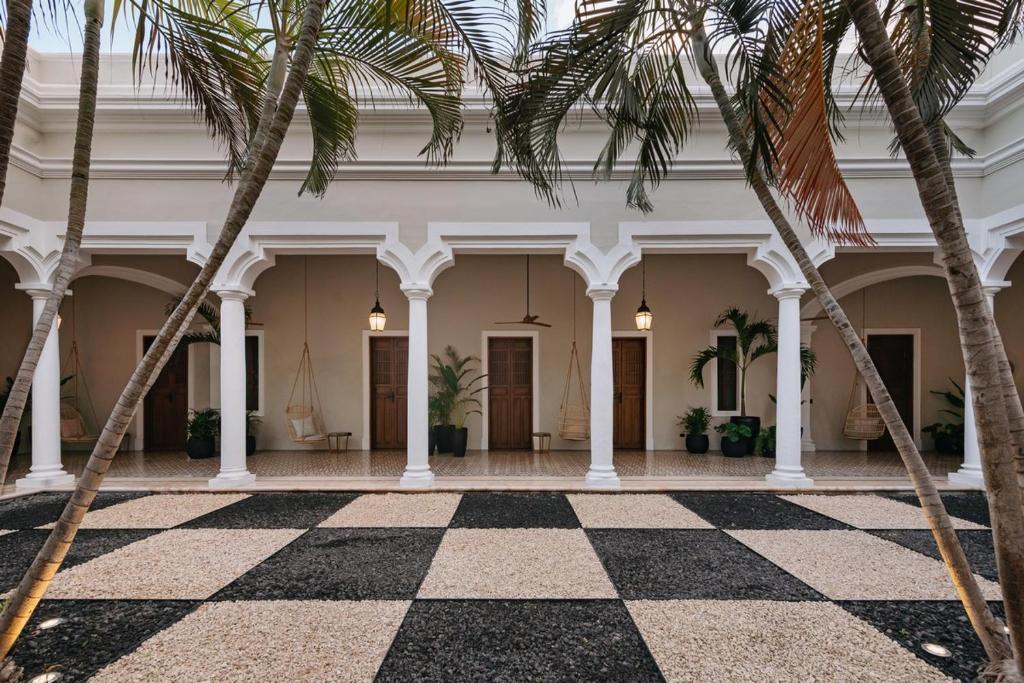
[0,490,1002,681]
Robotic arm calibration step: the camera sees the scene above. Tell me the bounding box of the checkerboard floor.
[0,491,1002,682]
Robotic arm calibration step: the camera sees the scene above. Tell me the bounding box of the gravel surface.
[567,494,712,528]
[0,492,149,529]
[92,600,410,682]
[839,600,1006,682]
[730,529,1002,600]
[318,493,460,527]
[0,529,158,592]
[377,600,663,682]
[671,493,850,530]
[54,493,250,529]
[450,492,581,528]
[869,529,999,581]
[43,528,302,599]
[627,600,951,682]
[418,529,617,599]
[780,494,984,529]
[886,492,992,527]
[8,599,200,682]
[586,528,821,600]
[214,528,444,601]
[181,492,358,529]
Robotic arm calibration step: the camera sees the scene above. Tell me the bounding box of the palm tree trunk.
[845,0,1024,672]
[0,0,33,205]
[0,0,327,658]
[0,0,104,488]
[691,24,1010,662]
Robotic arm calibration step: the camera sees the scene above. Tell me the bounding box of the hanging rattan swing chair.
[842,289,886,440]
[559,276,590,441]
[60,299,100,446]
[285,257,329,446]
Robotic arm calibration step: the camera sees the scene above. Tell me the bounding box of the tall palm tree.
[496,0,1011,666]
[0,0,36,205]
[0,0,539,658]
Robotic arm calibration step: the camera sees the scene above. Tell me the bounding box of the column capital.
[769,285,806,301]
[15,283,70,300]
[214,286,252,302]
[981,280,1010,298]
[586,284,617,301]
[401,283,433,300]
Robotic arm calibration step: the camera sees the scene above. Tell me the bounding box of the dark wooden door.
[613,337,646,449]
[867,334,914,453]
[370,336,408,449]
[143,337,188,451]
[488,337,532,449]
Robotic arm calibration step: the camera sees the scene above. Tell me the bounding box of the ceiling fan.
[495,255,552,328]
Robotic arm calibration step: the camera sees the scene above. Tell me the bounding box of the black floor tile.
[179,492,358,529]
[375,600,663,682]
[0,529,158,592]
[8,599,200,682]
[868,529,998,581]
[0,491,150,529]
[586,528,821,600]
[839,600,1006,682]
[885,492,991,527]
[213,527,444,600]
[450,493,580,528]
[670,493,850,530]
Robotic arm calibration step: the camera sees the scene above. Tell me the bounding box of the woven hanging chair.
[841,290,886,441]
[285,341,328,445]
[559,341,590,440]
[60,338,99,445]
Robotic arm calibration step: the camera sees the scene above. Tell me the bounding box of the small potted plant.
[246,411,261,456]
[716,422,751,457]
[924,379,965,454]
[677,407,711,454]
[755,425,776,458]
[186,408,219,459]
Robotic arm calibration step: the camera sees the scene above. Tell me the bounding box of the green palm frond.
[690,345,738,387]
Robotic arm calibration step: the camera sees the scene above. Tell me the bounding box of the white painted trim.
[480,330,541,451]
[709,329,741,418]
[361,329,409,451]
[247,330,266,417]
[613,331,655,451]
[862,329,923,451]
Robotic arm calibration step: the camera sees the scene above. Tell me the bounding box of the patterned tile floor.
[5,448,961,481]
[0,490,1001,682]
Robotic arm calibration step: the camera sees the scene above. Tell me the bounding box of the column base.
[948,468,985,490]
[15,470,75,490]
[766,468,814,488]
[800,439,816,452]
[400,467,434,488]
[208,471,256,489]
[585,466,621,489]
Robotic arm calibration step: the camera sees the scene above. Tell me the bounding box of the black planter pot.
[428,428,437,456]
[730,416,761,454]
[933,433,959,455]
[246,435,257,457]
[452,427,469,458]
[684,433,709,454]
[434,424,455,454]
[186,436,216,459]
[720,437,747,457]
[760,447,775,459]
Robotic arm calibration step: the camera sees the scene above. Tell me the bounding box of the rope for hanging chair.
[842,289,886,440]
[60,300,100,443]
[285,257,328,445]
[559,277,590,441]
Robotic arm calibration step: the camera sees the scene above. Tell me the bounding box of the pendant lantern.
[369,259,387,332]
[635,256,652,331]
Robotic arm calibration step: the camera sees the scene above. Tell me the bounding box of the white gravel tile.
[43,494,250,529]
[566,494,712,528]
[0,530,12,537]
[92,600,410,682]
[318,493,461,528]
[417,528,617,599]
[779,494,985,529]
[42,529,302,599]
[729,529,1002,601]
[626,600,952,682]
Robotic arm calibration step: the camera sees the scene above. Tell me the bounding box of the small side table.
[532,432,551,454]
[326,432,352,452]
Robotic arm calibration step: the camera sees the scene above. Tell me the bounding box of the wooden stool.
[326,432,351,452]
[532,432,551,453]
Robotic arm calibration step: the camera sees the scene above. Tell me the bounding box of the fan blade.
[530,321,553,328]
[494,321,523,325]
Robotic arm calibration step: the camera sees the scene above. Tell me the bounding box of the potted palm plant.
[677,406,711,454]
[429,346,486,457]
[690,307,815,454]
[923,379,966,454]
[185,408,219,459]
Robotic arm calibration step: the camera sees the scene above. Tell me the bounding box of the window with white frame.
[710,330,740,416]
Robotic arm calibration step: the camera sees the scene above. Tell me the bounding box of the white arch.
[800,264,946,319]
[72,265,190,297]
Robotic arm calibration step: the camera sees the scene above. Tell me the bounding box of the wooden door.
[370,336,408,449]
[613,337,646,449]
[488,337,532,449]
[143,337,188,451]
[867,334,914,453]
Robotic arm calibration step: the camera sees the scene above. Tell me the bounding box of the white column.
[401,285,434,488]
[585,286,620,488]
[950,286,1001,489]
[209,289,255,488]
[16,288,74,489]
[800,322,816,452]
[767,287,813,488]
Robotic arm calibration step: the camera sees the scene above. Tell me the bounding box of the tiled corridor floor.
[0,490,1001,681]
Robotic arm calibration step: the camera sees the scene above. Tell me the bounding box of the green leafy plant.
[755,426,777,456]
[923,379,966,453]
[165,298,253,346]
[429,346,487,429]
[677,406,711,435]
[715,422,752,443]
[186,408,220,440]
